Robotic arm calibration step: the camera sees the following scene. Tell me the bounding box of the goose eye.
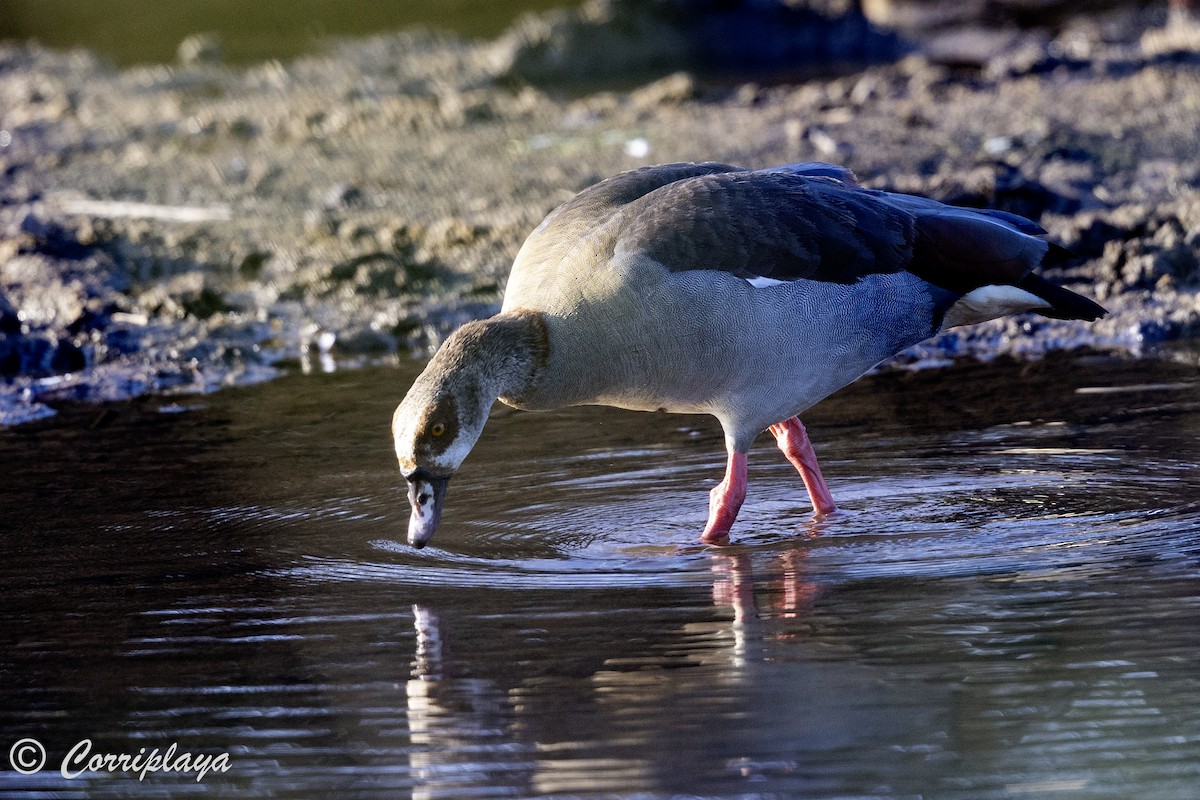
[430,422,446,438]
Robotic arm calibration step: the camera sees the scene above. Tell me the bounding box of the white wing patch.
[941,284,1052,330]
[745,276,787,289]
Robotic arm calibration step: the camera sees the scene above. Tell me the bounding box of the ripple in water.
[4,354,1198,800]
[268,410,1200,598]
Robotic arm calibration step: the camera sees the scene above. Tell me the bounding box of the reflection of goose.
[392,162,1105,547]
[406,605,521,799]
[406,605,446,799]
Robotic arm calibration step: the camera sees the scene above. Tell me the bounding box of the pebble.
[322,183,364,210]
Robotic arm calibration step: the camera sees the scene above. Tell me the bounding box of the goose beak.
[405,472,450,549]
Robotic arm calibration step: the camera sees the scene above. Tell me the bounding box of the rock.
[437,90,498,126]
[0,292,19,335]
[864,0,1141,33]
[226,117,259,140]
[489,0,899,85]
[921,27,1022,68]
[630,71,697,110]
[1066,209,1144,260]
[861,0,987,31]
[322,183,364,210]
[806,127,846,159]
[1,256,86,330]
[10,208,88,258]
[0,385,56,426]
[237,251,271,280]
[50,339,86,373]
[177,34,223,66]
[335,326,394,356]
[303,209,338,239]
[337,219,372,243]
[734,82,763,105]
[180,286,232,320]
[425,217,484,250]
[1142,7,1200,55]
[381,220,425,253]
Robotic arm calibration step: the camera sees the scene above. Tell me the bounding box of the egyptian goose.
[392,162,1105,548]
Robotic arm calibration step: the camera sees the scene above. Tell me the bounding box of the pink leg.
[701,451,748,544]
[769,417,838,515]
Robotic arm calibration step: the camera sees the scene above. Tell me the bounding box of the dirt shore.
[2,0,1199,424]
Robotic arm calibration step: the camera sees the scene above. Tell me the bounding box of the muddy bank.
[2,0,1199,424]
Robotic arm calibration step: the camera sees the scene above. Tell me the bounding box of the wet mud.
[2,0,1200,424]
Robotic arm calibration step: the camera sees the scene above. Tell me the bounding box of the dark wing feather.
[515,162,745,274]
[973,208,1047,235]
[863,191,1045,235]
[517,162,1105,322]
[615,171,913,284]
[763,162,862,186]
[1018,273,1107,320]
[908,210,1051,292]
[869,189,1104,319]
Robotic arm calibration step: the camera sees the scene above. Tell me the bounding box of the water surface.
[1,350,1199,798]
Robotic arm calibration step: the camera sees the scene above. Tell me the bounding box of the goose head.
[392,359,492,549]
[391,312,547,548]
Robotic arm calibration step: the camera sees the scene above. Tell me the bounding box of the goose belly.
[507,265,939,422]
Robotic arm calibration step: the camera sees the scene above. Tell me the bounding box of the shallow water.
[2,350,1199,799]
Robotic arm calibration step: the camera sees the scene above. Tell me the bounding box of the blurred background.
[0,0,570,66]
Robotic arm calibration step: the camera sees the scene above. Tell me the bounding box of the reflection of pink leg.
[769,417,837,515]
[710,553,756,621]
[776,548,819,620]
[701,451,748,544]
